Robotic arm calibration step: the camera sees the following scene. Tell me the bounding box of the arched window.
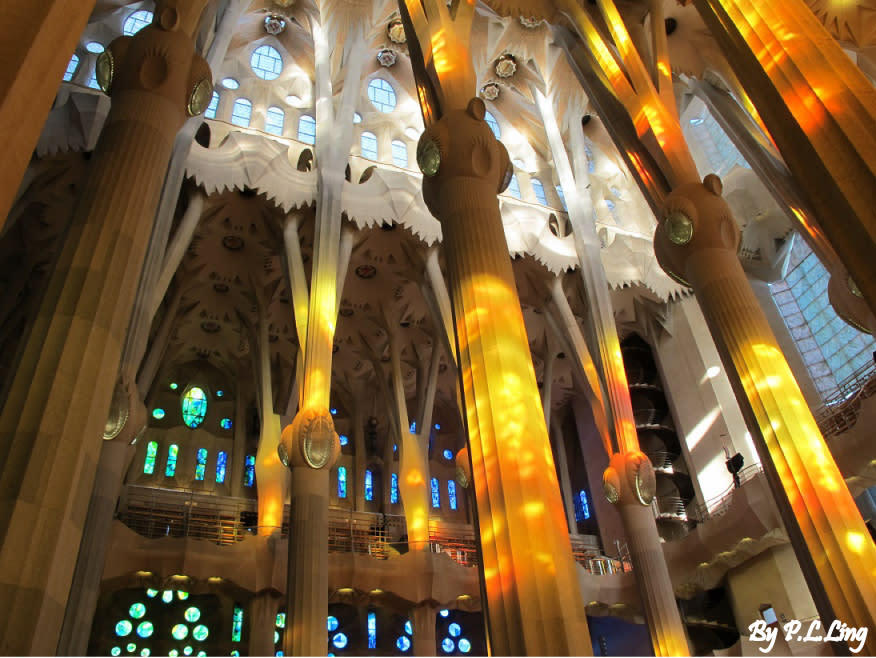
[250,45,283,80]
[182,387,207,428]
[337,466,347,498]
[87,66,101,90]
[244,455,255,487]
[143,441,158,474]
[484,111,501,139]
[447,480,457,510]
[215,451,227,483]
[123,10,153,36]
[531,178,547,205]
[204,91,219,119]
[555,184,567,211]
[431,477,440,508]
[297,115,316,145]
[391,140,408,168]
[195,448,208,481]
[360,131,378,160]
[265,106,285,135]
[230,98,252,128]
[165,444,179,477]
[390,473,399,504]
[367,611,377,649]
[63,54,80,82]
[507,175,521,199]
[367,78,397,112]
[364,469,374,501]
[574,490,591,521]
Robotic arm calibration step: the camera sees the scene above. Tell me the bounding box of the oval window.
[182,387,207,428]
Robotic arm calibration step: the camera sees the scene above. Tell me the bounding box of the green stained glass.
[162,590,174,604]
[193,625,209,641]
[140,650,151,657]
[185,607,201,622]
[170,382,179,390]
[182,387,208,428]
[165,446,178,477]
[276,613,286,628]
[146,589,158,598]
[232,606,243,642]
[126,643,137,652]
[195,449,207,481]
[274,631,279,644]
[152,408,165,420]
[116,620,133,637]
[169,652,179,657]
[177,591,189,600]
[136,621,153,638]
[129,603,146,619]
[184,646,193,656]
[143,442,158,475]
[172,624,189,640]
[112,647,122,656]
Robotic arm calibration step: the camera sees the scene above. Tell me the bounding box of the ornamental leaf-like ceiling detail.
[805,0,876,47]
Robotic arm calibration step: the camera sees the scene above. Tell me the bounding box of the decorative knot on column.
[828,264,876,334]
[454,445,471,488]
[279,407,340,470]
[603,451,656,507]
[653,174,740,288]
[104,373,148,443]
[417,97,512,216]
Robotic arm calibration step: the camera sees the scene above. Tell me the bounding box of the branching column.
[0,4,210,653]
[418,98,590,655]
[654,174,876,654]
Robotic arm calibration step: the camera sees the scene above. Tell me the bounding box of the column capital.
[652,174,740,287]
[603,450,656,508]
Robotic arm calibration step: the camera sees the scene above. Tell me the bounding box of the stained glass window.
[361,132,378,160]
[327,616,339,632]
[337,466,347,498]
[244,455,255,487]
[390,473,399,504]
[232,606,243,642]
[231,99,252,128]
[182,387,207,428]
[144,441,158,475]
[448,480,457,511]
[391,140,408,168]
[216,451,227,484]
[531,178,547,205]
[123,10,153,35]
[298,115,316,145]
[63,54,80,82]
[265,106,285,136]
[367,79,397,112]
[507,175,521,199]
[251,45,283,80]
[555,185,567,211]
[332,633,348,649]
[165,444,178,477]
[367,611,377,649]
[484,111,500,139]
[574,489,591,521]
[204,92,219,119]
[431,478,440,508]
[194,448,207,481]
[364,469,373,501]
[220,418,232,430]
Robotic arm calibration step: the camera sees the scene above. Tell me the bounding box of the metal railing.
[118,486,633,574]
[652,495,689,521]
[814,360,876,437]
[689,463,764,523]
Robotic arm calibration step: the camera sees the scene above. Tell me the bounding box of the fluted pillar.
[0,1,95,227]
[418,97,589,655]
[604,452,689,656]
[0,4,210,653]
[654,174,876,655]
[248,591,282,658]
[411,603,438,656]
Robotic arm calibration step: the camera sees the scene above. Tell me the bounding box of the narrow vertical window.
[360,131,378,160]
[265,106,285,135]
[195,448,208,481]
[232,606,243,642]
[143,441,158,475]
[431,477,440,508]
[390,473,399,504]
[574,490,591,521]
[447,480,457,510]
[244,455,255,487]
[338,466,347,498]
[364,469,374,501]
[507,175,521,199]
[367,611,377,650]
[231,98,252,128]
[297,115,316,145]
[216,451,227,483]
[555,185,567,211]
[165,444,179,477]
[531,178,548,205]
[484,111,501,139]
[63,54,80,82]
[204,91,219,119]
[391,140,408,168]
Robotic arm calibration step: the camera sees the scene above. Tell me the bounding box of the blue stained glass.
[390,473,399,504]
[404,621,412,635]
[123,10,153,35]
[251,45,283,80]
[232,606,243,642]
[367,611,377,649]
[361,131,378,160]
[195,448,207,481]
[220,418,233,430]
[216,451,227,483]
[327,616,339,632]
[165,444,178,477]
[458,638,471,653]
[204,92,219,119]
[338,466,347,499]
[244,455,255,487]
[397,636,411,651]
[442,638,455,653]
[367,78,397,112]
[531,178,548,205]
[484,111,501,139]
[507,175,521,199]
[182,387,207,428]
[64,54,80,81]
[409,421,417,433]
[216,389,224,397]
[443,449,453,460]
[448,480,457,511]
[116,620,133,637]
[144,441,158,474]
[298,115,316,145]
[332,633,348,649]
[439,610,449,617]
[431,478,440,508]
[152,408,165,420]
[339,434,349,446]
[555,185,567,211]
[231,99,252,128]
[365,470,373,501]
[574,489,591,521]
[448,623,461,637]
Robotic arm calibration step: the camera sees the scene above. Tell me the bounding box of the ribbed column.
[284,468,330,656]
[606,451,688,656]
[248,591,282,657]
[0,8,209,652]
[0,1,95,226]
[419,98,589,656]
[655,176,876,655]
[411,603,438,656]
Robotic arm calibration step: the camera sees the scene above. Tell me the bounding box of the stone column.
[0,4,210,654]
[604,452,689,656]
[653,174,876,655]
[248,591,282,658]
[0,1,96,227]
[411,603,438,656]
[417,97,590,655]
